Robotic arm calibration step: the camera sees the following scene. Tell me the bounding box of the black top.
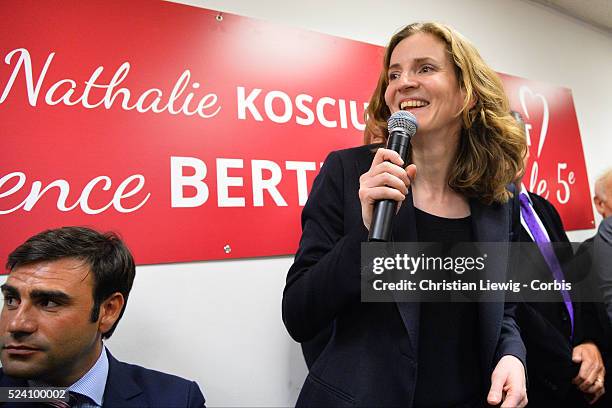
[413,208,482,407]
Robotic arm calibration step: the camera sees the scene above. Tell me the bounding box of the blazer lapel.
[528,193,561,242]
[355,147,421,357]
[520,194,568,298]
[470,198,510,371]
[102,352,146,407]
[392,191,420,357]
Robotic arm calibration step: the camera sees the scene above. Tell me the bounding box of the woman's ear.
[466,90,478,110]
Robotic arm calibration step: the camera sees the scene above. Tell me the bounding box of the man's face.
[595,179,612,219]
[0,258,103,386]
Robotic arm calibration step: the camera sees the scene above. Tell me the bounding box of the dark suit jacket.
[0,351,206,407]
[516,191,602,404]
[282,145,526,407]
[578,233,612,339]
[574,235,612,407]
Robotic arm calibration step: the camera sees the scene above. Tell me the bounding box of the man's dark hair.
[6,226,136,339]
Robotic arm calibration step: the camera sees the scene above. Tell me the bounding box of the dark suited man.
[574,169,612,407]
[513,145,605,406]
[0,226,206,407]
[591,169,612,324]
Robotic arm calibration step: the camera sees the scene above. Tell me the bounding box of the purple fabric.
[519,193,574,338]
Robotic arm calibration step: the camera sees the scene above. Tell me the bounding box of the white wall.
[106,257,303,406]
[3,1,610,406]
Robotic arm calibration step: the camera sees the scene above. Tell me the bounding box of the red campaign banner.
[0,0,593,267]
[500,73,593,231]
[0,0,379,265]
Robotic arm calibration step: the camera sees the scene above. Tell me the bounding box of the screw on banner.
[224,245,231,254]
[216,13,223,22]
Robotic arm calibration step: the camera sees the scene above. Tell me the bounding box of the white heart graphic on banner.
[519,85,549,158]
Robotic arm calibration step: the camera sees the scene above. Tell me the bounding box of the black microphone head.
[388,111,417,136]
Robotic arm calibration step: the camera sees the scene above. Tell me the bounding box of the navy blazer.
[516,192,604,402]
[282,145,526,407]
[0,351,206,407]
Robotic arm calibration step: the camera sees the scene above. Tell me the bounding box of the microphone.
[368,111,418,242]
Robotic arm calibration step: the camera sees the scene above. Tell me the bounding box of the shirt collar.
[27,344,109,406]
[67,344,109,406]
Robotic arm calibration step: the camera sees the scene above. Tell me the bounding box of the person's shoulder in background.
[104,351,206,408]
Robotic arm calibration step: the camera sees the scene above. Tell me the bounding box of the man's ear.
[97,292,125,334]
[594,196,605,217]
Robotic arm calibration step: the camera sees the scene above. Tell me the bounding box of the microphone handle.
[368,131,411,242]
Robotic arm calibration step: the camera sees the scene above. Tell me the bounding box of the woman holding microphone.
[283,22,527,407]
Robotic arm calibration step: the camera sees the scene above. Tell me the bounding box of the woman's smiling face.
[384,32,465,137]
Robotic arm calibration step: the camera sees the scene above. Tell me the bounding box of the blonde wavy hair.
[365,22,526,204]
